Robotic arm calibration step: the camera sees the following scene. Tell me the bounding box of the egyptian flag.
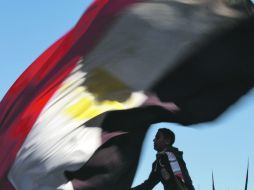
[1,0,254,190]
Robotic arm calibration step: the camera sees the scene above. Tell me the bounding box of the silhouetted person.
[131,128,195,190]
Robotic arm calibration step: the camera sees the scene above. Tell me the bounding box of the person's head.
[153,128,175,151]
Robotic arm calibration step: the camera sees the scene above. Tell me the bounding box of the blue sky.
[0,1,253,190]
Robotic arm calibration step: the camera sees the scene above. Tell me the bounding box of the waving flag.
[0,0,254,189]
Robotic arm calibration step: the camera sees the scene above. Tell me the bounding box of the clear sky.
[0,1,253,190]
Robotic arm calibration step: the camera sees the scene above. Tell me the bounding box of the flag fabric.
[152,14,254,125]
[0,0,254,190]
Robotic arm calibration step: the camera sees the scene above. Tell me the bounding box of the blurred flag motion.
[0,0,254,189]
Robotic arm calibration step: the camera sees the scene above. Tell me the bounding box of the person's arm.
[170,149,195,190]
[176,155,195,190]
[156,152,179,189]
[130,162,160,190]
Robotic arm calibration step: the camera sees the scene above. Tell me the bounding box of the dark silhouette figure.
[131,128,195,190]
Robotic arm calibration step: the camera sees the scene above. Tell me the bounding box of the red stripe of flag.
[0,0,141,188]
